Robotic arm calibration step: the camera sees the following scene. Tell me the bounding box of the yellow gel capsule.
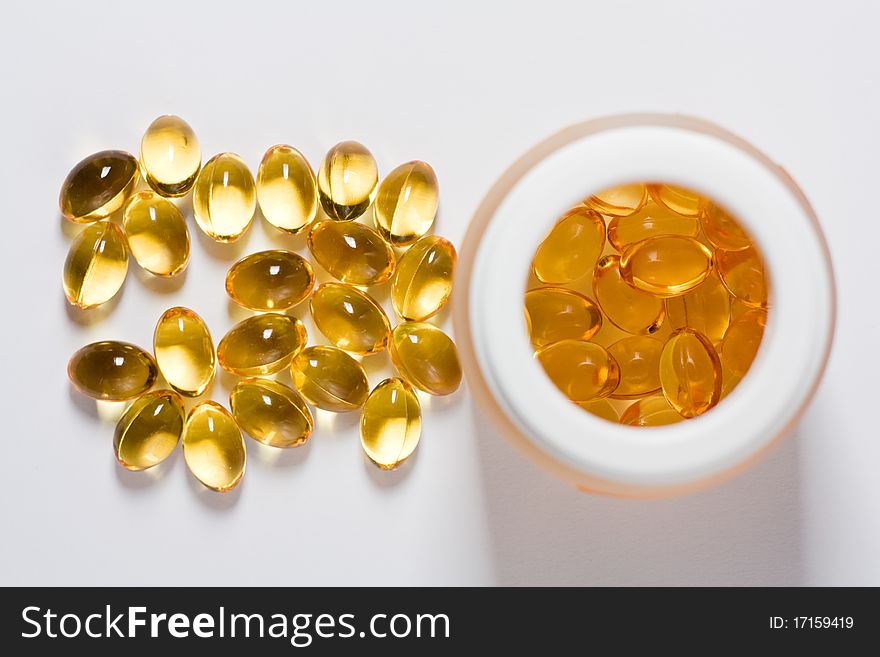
[317,140,378,220]
[192,152,256,242]
[576,398,620,423]
[607,201,700,252]
[391,235,456,321]
[113,390,184,471]
[183,401,246,492]
[585,183,647,217]
[59,150,139,223]
[665,273,731,345]
[373,161,439,246]
[389,322,462,396]
[620,235,713,297]
[153,307,216,397]
[607,336,663,399]
[532,207,605,284]
[139,115,201,197]
[524,287,602,348]
[230,378,313,448]
[536,340,620,402]
[218,313,307,377]
[308,220,395,286]
[361,378,421,470]
[717,246,768,308]
[659,328,721,418]
[122,191,190,277]
[62,221,128,308]
[225,250,314,311]
[649,184,702,217]
[68,341,158,401]
[720,309,767,378]
[256,144,318,234]
[620,395,683,427]
[700,203,751,251]
[593,255,665,335]
[291,345,369,412]
[310,283,391,355]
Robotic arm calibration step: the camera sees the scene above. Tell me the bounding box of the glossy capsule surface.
[389,322,462,396]
[192,153,256,242]
[576,399,620,423]
[525,287,602,347]
[607,200,699,252]
[620,395,683,427]
[373,161,438,246]
[716,246,768,308]
[153,307,215,397]
[361,378,421,469]
[665,273,731,345]
[532,207,605,284]
[537,340,620,402]
[225,250,314,311]
[291,346,369,412]
[63,221,128,308]
[256,144,318,234]
[183,401,246,492]
[720,309,767,378]
[218,313,307,376]
[620,236,713,297]
[585,183,647,217]
[308,220,395,286]
[593,255,665,335]
[649,184,702,216]
[310,283,390,355]
[59,150,139,223]
[139,115,201,197]
[114,390,184,471]
[391,235,456,321]
[123,191,190,277]
[607,336,663,399]
[68,341,158,401]
[317,140,378,220]
[230,378,313,448]
[700,203,751,251]
[659,329,721,418]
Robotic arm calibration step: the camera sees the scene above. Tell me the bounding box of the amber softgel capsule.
[140,115,201,197]
[317,140,378,220]
[585,183,647,217]
[123,191,190,277]
[63,220,129,308]
[193,152,256,242]
[310,283,391,355]
[68,341,158,401]
[536,340,620,403]
[308,220,396,286]
[532,206,604,284]
[230,378,313,449]
[183,401,246,492]
[153,307,216,397]
[389,322,462,396]
[361,378,421,470]
[291,345,370,412]
[373,161,439,246]
[218,313,307,376]
[659,328,722,419]
[619,235,713,297]
[59,150,139,223]
[256,144,318,234]
[593,255,665,335]
[114,390,185,471]
[525,287,602,348]
[391,235,456,322]
[225,250,314,312]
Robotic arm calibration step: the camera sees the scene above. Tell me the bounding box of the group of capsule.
[526,183,769,425]
[62,115,461,491]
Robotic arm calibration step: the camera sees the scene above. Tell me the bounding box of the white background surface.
[1,0,877,586]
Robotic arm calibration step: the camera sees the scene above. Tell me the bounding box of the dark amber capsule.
[389,322,462,396]
[585,183,648,217]
[593,255,665,334]
[665,273,731,345]
[68,341,158,401]
[620,396,683,427]
[700,202,751,251]
[620,236,713,297]
[532,207,605,284]
[391,235,456,321]
[62,221,129,308]
[59,150,139,223]
[114,390,184,471]
[310,283,391,355]
[225,250,315,311]
[218,313,307,376]
[659,329,721,418]
[183,401,246,492]
[291,346,370,412]
[576,399,620,423]
[649,184,702,217]
[525,287,602,348]
[308,220,395,286]
[717,246,768,308]
[536,340,620,402]
[607,336,663,399]
[361,378,421,469]
[720,309,767,378]
[607,200,699,252]
[230,378,313,448]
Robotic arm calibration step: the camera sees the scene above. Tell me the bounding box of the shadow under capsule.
[185,467,244,511]
[112,446,179,490]
[67,384,132,422]
[255,209,311,252]
[134,265,188,294]
[192,220,254,262]
[362,443,418,489]
[248,436,313,469]
[63,284,126,325]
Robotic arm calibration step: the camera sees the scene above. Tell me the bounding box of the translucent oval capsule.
[607,201,699,252]
[373,161,439,246]
[68,341,158,401]
[317,140,378,220]
[659,328,721,418]
[122,191,190,277]
[620,395,683,427]
[585,183,647,217]
[607,336,663,399]
[649,184,702,217]
[361,378,422,470]
[256,144,318,234]
[576,398,620,423]
[620,236,713,297]
[113,390,184,471]
[291,345,369,412]
[536,340,620,402]
[524,287,602,348]
[665,273,731,345]
[310,283,390,355]
[218,313,307,376]
[59,150,139,223]
[192,152,256,242]
[532,207,605,284]
[700,202,751,251]
[716,246,768,308]
[182,401,246,492]
[391,235,456,321]
[593,255,665,335]
[308,220,395,286]
[153,307,215,397]
[225,250,314,311]
[230,378,313,448]
[390,322,462,396]
[62,221,128,308]
[720,309,767,378]
[139,115,201,197]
